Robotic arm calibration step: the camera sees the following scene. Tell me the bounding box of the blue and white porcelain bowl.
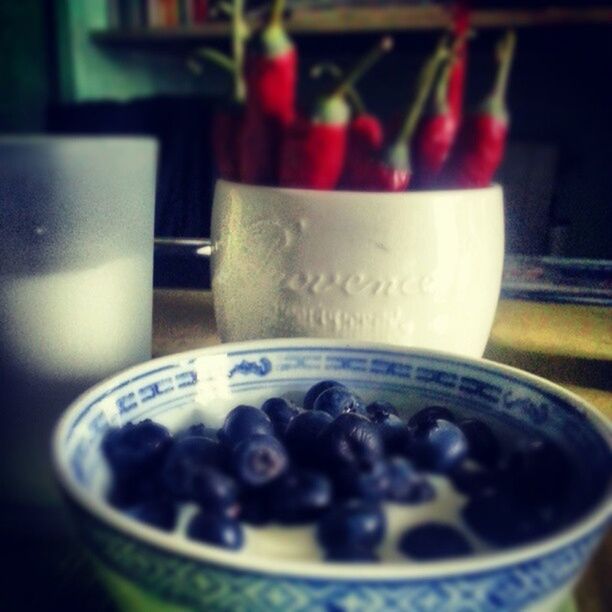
[52,339,612,612]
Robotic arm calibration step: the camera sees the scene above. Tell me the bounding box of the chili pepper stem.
[311,63,366,114]
[193,48,236,74]
[435,31,468,111]
[269,0,286,27]
[210,1,234,18]
[331,36,394,99]
[313,37,393,124]
[489,30,516,114]
[232,0,246,102]
[258,0,292,57]
[434,55,452,111]
[394,37,448,147]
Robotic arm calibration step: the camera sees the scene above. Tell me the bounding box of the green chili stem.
[331,36,394,100]
[490,30,516,109]
[232,0,246,102]
[212,1,234,18]
[194,48,236,74]
[395,36,448,146]
[434,56,452,111]
[311,63,366,114]
[269,0,286,27]
[434,32,467,110]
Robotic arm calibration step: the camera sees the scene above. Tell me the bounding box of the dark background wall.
[0,0,54,132]
[1,0,610,260]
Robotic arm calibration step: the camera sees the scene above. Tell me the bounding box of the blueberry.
[102,420,172,482]
[231,434,288,487]
[325,547,379,563]
[333,460,390,501]
[411,418,468,473]
[505,438,569,505]
[107,472,165,509]
[238,491,271,526]
[284,410,334,467]
[462,489,555,547]
[221,405,273,447]
[385,457,436,504]
[303,380,346,411]
[161,439,237,511]
[313,387,364,418]
[450,461,499,496]
[177,423,219,441]
[377,414,411,455]
[365,401,398,423]
[261,397,300,437]
[408,406,455,429]
[187,511,244,550]
[459,419,500,467]
[125,499,177,531]
[319,413,384,471]
[399,523,473,560]
[317,500,386,552]
[269,469,333,524]
[164,435,225,471]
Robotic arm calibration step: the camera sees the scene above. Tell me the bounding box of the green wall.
[0,0,50,131]
[56,0,223,102]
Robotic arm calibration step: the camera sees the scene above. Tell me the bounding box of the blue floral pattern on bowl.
[53,340,612,612]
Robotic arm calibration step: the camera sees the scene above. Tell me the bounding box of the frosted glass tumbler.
[0,137,157,398]
[0,136,157,508]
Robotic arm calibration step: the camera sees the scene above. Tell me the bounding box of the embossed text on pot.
[211,181,504,358]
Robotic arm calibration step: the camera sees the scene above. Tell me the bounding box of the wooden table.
[3,289,607,610]
[152,289,611,612]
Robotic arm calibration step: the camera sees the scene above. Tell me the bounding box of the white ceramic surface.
[211,181,504,358]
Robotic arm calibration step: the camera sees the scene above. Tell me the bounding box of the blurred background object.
[1,0,611,290]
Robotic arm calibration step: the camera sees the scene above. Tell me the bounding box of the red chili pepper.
[342,85,385,190]
[445,30,516,189]
[414,50,453,186]
[360,37,448,192]
[414,34,469,187]
[279,37,393,191]
[240,0,297,185]
[309,64,385,191]
[342,112,385,190]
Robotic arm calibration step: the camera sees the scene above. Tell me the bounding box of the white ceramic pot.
[211,180,504,358]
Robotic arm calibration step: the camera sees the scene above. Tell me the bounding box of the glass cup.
[0,136,158,509]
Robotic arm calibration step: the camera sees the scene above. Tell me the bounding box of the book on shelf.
[146,0,163,26]
[192,0,208,23]
[118,0,147,28]
[178,0,193,25]
[159,0,180,26]
[107,0,211,28]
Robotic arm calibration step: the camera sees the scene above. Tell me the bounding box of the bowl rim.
[52,338,612,580]
[214,178,503,199]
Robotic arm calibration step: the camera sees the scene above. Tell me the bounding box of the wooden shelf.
[92,5,612,44]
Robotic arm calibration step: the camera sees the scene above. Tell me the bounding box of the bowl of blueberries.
[52,339,611,611]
